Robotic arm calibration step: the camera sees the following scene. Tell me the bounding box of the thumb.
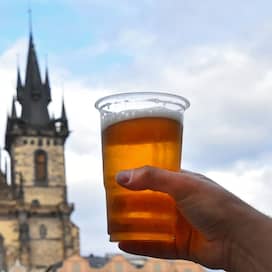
[116,166,197,201]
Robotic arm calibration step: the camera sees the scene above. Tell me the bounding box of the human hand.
[116,166,272,272]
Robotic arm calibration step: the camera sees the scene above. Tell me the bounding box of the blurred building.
[0,29,79,271]
[47,254,205,272]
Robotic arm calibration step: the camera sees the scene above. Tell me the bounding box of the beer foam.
[101,107,183,130]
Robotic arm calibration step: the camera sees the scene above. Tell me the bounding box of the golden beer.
[96,92,189,243]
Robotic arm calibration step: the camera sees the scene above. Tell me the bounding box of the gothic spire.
[5,13,70,151]
[61,99,67,121]
[25,33,42,90]
[11,97,17,119]
[60,98,69,134]
[44,67,52,102]
[45,67,49,87]
[16,67,22,90]
[16,63,24,104]
[16,32,51,127]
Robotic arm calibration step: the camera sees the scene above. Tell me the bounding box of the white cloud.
[207,159,272,216]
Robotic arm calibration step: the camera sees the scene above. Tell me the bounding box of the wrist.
[225,201,272,272]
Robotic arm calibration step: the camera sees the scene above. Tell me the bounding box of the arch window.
[38,138,43,146]
[31,199,40,207]
[34,150,48,185]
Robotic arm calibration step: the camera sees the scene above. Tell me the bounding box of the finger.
[116,166,199,200]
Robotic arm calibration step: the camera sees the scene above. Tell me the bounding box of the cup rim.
[94,91,190,113]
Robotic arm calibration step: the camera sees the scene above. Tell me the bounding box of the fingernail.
[116,170,132,185]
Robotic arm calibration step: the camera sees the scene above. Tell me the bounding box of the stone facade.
[11,136,66,205]
[0,31,80,271]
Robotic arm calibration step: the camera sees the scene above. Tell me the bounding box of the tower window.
[38,138,43,146]
[31,199,40,207]
[34,150,48,185]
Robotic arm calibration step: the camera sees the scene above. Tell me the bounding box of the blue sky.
[3,0,272,78]
[1,1,272,271]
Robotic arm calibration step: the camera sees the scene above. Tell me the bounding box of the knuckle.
[141,165,156,180]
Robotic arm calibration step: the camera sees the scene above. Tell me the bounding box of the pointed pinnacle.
[25,32,42,87]
[61,99,67,121]
[17,67,23,89]
[11,97,17,119]
[45,67,50,86]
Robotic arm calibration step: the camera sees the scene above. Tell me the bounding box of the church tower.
[2,31,79,271]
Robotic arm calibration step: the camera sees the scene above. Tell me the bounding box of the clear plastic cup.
[95,92,190,243]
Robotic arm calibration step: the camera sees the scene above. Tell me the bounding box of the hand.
[116,166,272,272]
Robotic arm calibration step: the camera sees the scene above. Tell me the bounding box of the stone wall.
[0,219,19,268]
[11,136,67,205]
[28,216,66,267]
[31,240,64,267]
[2,134,80,271]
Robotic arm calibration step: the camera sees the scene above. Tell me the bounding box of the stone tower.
[2,32,79,271]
